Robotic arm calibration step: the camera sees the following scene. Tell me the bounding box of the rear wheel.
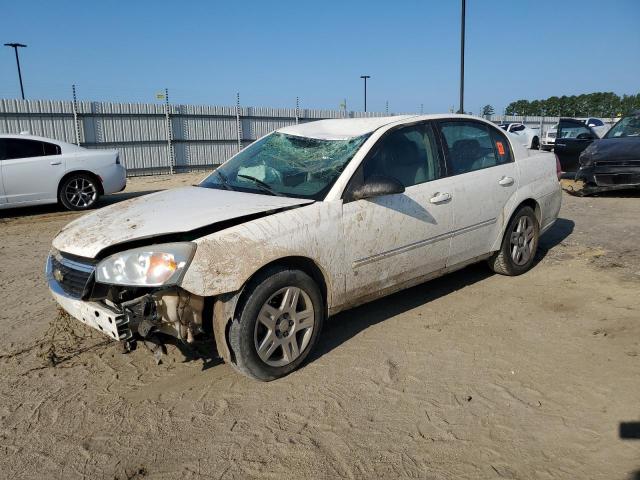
[59,173,100,210]
[531,136,540,150]
[228,266,324,381]
[488,206,539,276]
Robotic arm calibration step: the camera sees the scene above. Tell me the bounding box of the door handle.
[429,192,451,204]
[498,176,514,186]
[50,161,62,165]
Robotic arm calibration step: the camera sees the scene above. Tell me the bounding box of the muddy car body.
[47,114,561,380]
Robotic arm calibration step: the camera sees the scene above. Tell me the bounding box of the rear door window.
[0,138,60,160]
[438,121,502,175]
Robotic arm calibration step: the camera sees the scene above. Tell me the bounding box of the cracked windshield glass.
[199,132,369,199]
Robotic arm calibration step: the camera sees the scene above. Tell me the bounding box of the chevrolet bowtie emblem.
[53,268,64,283]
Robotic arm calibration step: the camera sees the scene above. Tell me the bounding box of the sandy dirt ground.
[0,174,638,480]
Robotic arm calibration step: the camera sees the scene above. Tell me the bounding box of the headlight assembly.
[95,242,196,287]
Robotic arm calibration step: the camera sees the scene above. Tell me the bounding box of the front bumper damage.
[574,161,640,195]
[46,253,205,346]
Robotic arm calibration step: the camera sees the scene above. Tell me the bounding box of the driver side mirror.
[350,175,405,201]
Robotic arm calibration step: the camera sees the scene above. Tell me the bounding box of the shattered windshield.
[605,114,640,138]
[199,132,369,199]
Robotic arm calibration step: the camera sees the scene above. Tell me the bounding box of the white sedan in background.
[47,114,561,381]
[498,122,541,150]
[541,124,558,151]
[0,133,126,210]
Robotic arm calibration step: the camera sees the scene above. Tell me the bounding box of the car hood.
[580,137,640,166]
[53,186,314,258]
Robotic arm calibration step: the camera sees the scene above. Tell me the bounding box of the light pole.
[4,43,27,100]
[360,75,370,112]
[459,0,465,114]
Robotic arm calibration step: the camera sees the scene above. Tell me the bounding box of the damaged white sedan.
[47,114,561,380]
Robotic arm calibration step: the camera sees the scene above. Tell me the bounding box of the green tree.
[505,99,531,115]
[504,92,639,118]
[481,104,495,116]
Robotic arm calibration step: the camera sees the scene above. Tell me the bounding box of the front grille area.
[594,173,640,186]
[50,253,95,299]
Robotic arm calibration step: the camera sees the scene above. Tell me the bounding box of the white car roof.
[0,133,85,151]
[277,113,494,140]
[277,115,418,140]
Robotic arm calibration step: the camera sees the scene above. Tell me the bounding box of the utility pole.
[164,88,175,174]
[360,75,370,112]
[459,0,466,114]
[72,84,81,146]
[235,92,242,152]
[4,43,27,100]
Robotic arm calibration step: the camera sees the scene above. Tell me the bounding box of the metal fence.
[0,99,620,176]
[0,99,393,176]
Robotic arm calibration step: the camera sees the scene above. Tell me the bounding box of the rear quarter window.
[488,127,513,165]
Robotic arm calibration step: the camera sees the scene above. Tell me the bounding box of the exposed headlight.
[95,242,196,286]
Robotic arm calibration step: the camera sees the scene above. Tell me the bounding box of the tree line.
[501,92,640,117]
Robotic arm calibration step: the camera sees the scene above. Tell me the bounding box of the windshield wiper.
[214,169,234,191]
[237,174,282,196]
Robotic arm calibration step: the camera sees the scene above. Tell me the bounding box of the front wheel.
[228,267,324,381]
[59,174,100,210]
[488,206,539,276]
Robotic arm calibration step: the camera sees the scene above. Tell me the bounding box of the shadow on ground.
[312,216,575,363]
[538,217,575,253]
[0,190,161,220]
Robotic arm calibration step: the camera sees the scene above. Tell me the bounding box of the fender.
[180,200,344,309]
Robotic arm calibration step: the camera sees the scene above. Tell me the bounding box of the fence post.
[539,116,544,140]
[72,84,81,146]
[235,93,242,152]
[295,96,299,125]
[164,88,175,174]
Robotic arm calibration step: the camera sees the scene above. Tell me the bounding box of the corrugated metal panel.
[175,141,239,169]
[86,143,171,174]
[0,98,410,176]
[178,116,237,141]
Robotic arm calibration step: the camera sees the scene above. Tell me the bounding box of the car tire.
[531,136,540,150]
[59,173,101,211]
[228,266,324,381]
[488,206,539,276]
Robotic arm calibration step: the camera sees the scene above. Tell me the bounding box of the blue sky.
[1,0,638,113]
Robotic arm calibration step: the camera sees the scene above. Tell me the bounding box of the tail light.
[555,154,563,181]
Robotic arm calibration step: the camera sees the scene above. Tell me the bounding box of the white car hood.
[53,186,313,258]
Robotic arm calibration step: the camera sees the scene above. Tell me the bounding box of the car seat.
[387,135,427,187]
[450,139,483,174]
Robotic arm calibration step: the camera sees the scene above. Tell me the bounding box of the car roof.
[0,133,84,151]
[277,113,492,140]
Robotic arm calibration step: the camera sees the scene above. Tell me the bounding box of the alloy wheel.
[510,216,535,266]
[65,177,97,208]
[253,286,315,367]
